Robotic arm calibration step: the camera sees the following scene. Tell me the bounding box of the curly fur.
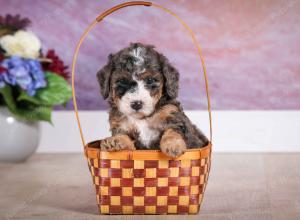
[97,43,208,156]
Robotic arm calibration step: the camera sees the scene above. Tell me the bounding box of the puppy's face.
[97,43,179,119]
[111,71,163,118]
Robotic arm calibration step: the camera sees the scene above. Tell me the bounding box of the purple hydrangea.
[0,76,5,88]
[0,56,47,96]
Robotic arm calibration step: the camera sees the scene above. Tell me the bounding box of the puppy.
[97,43,208,158]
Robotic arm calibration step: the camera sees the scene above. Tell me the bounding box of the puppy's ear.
[159,53,179,99]
[97,54,114,99]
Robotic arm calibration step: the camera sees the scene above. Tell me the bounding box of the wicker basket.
[71,1,213,215]
[85,141,211,214]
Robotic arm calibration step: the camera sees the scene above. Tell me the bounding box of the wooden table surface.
[0,153,299,220]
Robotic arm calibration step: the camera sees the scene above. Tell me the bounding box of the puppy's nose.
[130,101,143,111]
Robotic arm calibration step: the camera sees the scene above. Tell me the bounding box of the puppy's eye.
[115,78,137,97]
[145,77,156,84]
[116,78,128,84]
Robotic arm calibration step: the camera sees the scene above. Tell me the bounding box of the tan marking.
[111,89,120,106]
[160,129,186,158]
[137,71,161,80]
[151,83,163,101]
[148,104,178,129]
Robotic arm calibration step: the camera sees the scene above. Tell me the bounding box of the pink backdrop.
[1,0,300,110]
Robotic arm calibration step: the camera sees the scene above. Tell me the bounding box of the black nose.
[130,101,143,111]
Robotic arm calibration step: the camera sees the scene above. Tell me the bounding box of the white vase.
[0,107,40,162]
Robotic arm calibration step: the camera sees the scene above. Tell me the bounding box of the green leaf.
[17,91,43,105]
[36,72,72,105]
[17,105,52,122]
[0,85,17,111]
[17,72,72,106]
[0,71,71,123]
[0,86,52,122]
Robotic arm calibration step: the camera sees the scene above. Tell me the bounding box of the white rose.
[0,30,41,59]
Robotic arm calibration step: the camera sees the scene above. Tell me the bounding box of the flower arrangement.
[0,14,71,122]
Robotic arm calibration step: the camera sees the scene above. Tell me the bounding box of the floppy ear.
[97,54,114,99]
[159,53,179,99]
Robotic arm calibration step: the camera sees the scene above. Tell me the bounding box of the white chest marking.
[127,117,159,148]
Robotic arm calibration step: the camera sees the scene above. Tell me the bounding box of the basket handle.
[71,1,213,147]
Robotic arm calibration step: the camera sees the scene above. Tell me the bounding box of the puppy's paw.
[160,129,187,158]
[100,135,135,151]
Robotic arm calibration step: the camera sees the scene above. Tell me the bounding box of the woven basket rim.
[85,140,212,160]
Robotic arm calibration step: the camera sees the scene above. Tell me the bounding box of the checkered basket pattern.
[85,141,212,215]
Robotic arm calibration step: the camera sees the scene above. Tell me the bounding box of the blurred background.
[1,0,299,155]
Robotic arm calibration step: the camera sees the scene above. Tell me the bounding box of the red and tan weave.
[85,141,211,215]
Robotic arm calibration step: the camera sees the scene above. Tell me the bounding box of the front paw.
[160,129,187,158]
[100,135,135,151]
